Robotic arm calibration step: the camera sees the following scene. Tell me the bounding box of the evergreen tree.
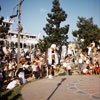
[72,16,100,51]
[37,0,69,53]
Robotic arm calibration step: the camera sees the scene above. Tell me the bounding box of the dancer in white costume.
[48,44,59,79]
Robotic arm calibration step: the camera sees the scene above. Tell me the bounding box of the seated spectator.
[17,68,27,84]
[94,62,99,75]
[6,77,20,90]
[82,68,90,75]
[0,67,3,88]
[11,48,17,60]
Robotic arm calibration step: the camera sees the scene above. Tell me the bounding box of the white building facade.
[0,19,39,50]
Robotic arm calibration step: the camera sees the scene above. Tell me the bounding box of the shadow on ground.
[47,78,66,100]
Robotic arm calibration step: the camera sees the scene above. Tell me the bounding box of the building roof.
[3,19,13,24]
[8,31,36,38]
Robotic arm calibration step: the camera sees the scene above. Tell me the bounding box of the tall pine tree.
[72,16,100,51]
[37,0,69,53]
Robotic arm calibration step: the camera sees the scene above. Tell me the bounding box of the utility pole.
[17,0,21,69]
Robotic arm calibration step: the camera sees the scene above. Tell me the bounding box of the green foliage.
[0,7,10,46]
[72,16,100,51]
[0,16,9,39]
[37,0,69,53]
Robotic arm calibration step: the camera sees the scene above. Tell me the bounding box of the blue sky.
[0,0,100,41]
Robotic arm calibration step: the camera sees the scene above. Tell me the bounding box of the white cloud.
[40,8,47,13]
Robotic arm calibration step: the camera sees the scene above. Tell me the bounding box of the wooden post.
[17,0,21,69]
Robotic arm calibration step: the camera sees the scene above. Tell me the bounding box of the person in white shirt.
[18,68,27,84]
[68,42,73,56]
[63,60,67,73]
[78,56,83,74]
[91,41,95,48]
[6,77,20,90]
[61,44,67,63]
[32,61,39,79]
[87,45,92,56]
[82,68,88,75]
[22,62,29,70]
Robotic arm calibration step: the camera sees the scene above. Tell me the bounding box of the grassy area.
[0,77,45,100]
[0,84,24,100]
[0,78,37,100]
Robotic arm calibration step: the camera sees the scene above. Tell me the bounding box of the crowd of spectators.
[0,47,47,89]
[0,40,100,90]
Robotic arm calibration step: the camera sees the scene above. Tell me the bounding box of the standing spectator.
[21,55,26,65]
[62,60,67,73]
[91,41,95,48]
[66,60,72,75]
[4,47,10,61]
[71,42,76,56]
[20,49,25,57]
[97,45,100,52]
[86,57,90,65]
[8,60,15,81]
[87,44,92,56]
[25,50,31,62]
[30,50,35,61]
[1,56,8,81]
[78,56,83,74]
[11,48,17,60]
[32,61,39,79]
[61,44,67,62]
[68,42,73,56]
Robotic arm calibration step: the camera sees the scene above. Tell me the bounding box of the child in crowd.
[63,60,67,73]
[94,62,99,75]
[82,68,90,75]
[66,60,72,75]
